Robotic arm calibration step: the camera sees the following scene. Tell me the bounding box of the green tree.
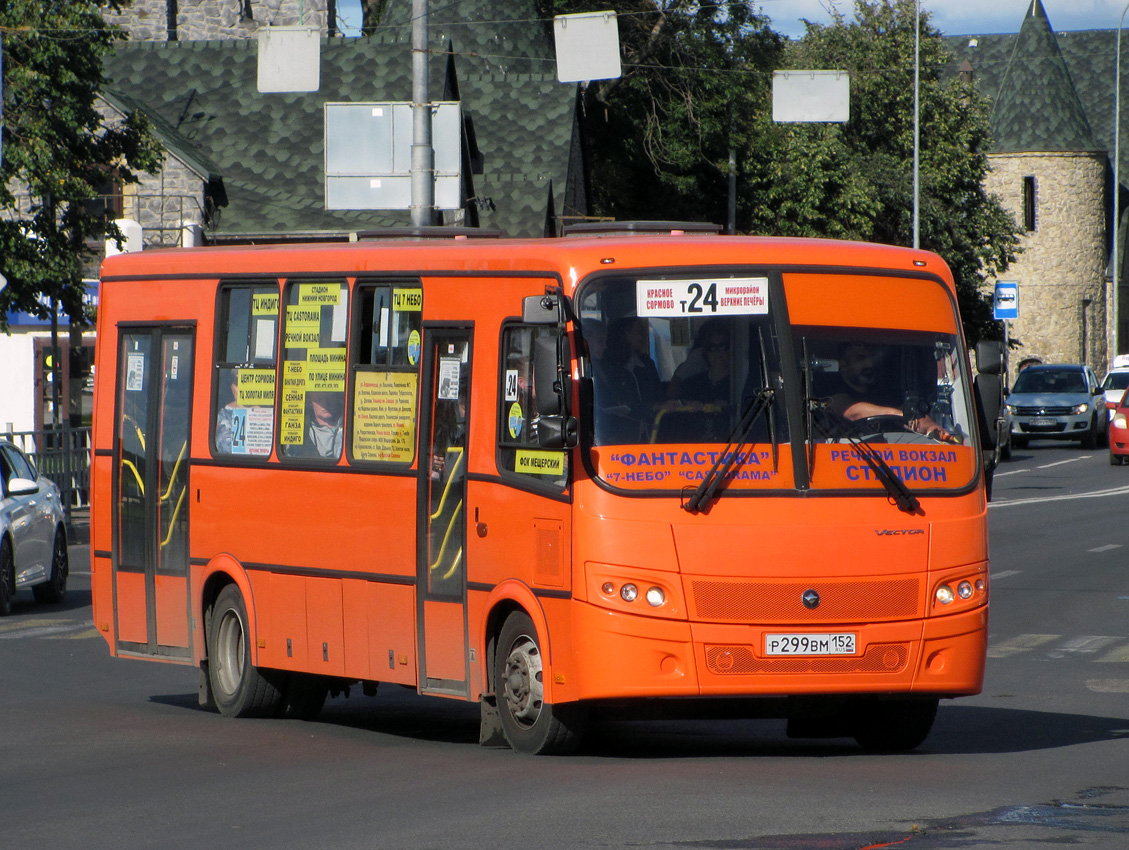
[0,0,162,331]
[750,0,1020,343]
[540,1,784,226]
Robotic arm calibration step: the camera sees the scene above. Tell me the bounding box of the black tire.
[207,584,282,718]
[1082,420,1097,450]
[0,538,14,616]
[275,674,328,720]
[853,697,938,752]
[998,432,1012,461]
[495,611,587,754]
[33,528,68,604]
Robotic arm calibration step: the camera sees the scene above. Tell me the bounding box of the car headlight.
[1005,404,1015,414]
[1072,403,1089,415]
[1115,413,1128,429]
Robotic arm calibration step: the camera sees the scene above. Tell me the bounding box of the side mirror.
[533,334,563,417]
[522,294,560,325]
[7,477,40,497]
[537,415,579,449]
[975,340,1004,376]
[974,374,1002,451]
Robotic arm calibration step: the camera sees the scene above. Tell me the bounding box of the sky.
[336,1,1129,40]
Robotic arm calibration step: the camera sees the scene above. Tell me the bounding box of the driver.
[828,342,954,442]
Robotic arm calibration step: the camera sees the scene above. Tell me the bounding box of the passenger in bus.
[215,375,240,453]
[595,316,664,443]
[668,320,731,407]
[828,342,954,442]
[305,391,344,458]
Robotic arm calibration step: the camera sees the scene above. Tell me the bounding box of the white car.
[0,439,69,614]
[1101,368,1129,420]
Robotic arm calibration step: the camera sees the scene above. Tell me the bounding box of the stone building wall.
[984,151,1109,377]
[105,0,333,42]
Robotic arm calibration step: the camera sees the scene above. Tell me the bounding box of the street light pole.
[1113,2,1129,358]
[411,0,435,228]
[913,0,921,250]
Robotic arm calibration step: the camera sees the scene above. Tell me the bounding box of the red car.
[1110,387,1129,465]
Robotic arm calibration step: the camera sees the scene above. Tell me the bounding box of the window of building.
[1023,175,1036,232]
[213,285,279,457]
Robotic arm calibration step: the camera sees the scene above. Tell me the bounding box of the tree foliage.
[751,0,1020,343]
[539,1,783,225]
[544,0,1019,343]
[0,0,162,330]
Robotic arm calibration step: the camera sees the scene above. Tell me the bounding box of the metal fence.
[3,425,91,533]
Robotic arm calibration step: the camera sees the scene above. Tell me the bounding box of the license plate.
[1029,417,1056,427]
[765,633,856,656]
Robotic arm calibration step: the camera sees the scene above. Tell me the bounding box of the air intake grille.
[690,578,920,623]
[705,643,909,675]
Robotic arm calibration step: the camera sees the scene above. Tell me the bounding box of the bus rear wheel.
[495,611,587,755]
[852,697,938,752]
[208,584,282,718]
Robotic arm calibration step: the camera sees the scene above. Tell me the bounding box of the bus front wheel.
[495,611,587,755]
[852,697,938,752]
[208,584,283,718]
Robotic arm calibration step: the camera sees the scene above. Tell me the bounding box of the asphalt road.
[3,443,1129,849]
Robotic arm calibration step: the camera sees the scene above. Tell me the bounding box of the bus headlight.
[621,583,638,602]
[646,587,665,607]
[957,581,974,600]
[936,584,955,605]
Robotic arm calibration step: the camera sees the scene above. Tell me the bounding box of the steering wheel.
[852,414,913,440]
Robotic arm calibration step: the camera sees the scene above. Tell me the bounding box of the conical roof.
[991,0,1100,152]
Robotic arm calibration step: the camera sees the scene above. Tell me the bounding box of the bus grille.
[689,578,921,623]
[705,643,909,675]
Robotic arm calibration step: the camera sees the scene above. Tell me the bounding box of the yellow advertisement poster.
[515,450,565,476]
[298,283,340,306]
[352,371,418,463]
[392,288,423,311]
[236,369,276,406]
[253,292,279,315]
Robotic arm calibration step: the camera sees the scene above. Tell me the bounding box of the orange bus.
[91,223,994,754]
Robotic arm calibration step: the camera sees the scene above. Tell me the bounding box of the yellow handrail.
[429,447,465,521]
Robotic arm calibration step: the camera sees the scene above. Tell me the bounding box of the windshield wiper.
[682,388,775,514]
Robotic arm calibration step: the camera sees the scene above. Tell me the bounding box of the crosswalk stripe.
[987,633,1059,658]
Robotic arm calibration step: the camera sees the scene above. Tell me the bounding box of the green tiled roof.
[102,20,580,238]
[945,1,1125,160]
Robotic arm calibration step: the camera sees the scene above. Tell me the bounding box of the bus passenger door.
[112,328,194,660]
[417,327,472,697]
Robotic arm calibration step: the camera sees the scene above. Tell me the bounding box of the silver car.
[1007,364,1107,449]
[0,439,69,614]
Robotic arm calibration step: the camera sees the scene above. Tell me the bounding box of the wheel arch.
[480,580,555,703]
[197,554,260,666]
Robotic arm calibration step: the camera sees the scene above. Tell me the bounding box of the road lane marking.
[991,570,1021,580]
[1087,679,1129,693]
[0,622,92,640]
[993,468,1030,477]
[1089,544,1124,553]
[1036,457,1090,469]
[1047,636,1122,658]
[56,627,101,640]
[987,633,1059,658]
[1097,643,1129,663]
[989,484,1129,508]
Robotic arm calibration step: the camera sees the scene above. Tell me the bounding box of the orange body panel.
[90,233,988,712]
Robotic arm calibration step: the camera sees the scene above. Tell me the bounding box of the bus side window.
[496,324,568,490]
[349,284,423,464]
[279,281,349,460]
[213,285,279,458]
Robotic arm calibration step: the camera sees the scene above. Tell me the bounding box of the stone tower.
[981,0,1108,375]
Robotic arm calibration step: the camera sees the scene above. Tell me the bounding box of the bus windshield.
[578,273,791,492]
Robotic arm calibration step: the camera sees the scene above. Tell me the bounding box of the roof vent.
[561,221,723,237]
